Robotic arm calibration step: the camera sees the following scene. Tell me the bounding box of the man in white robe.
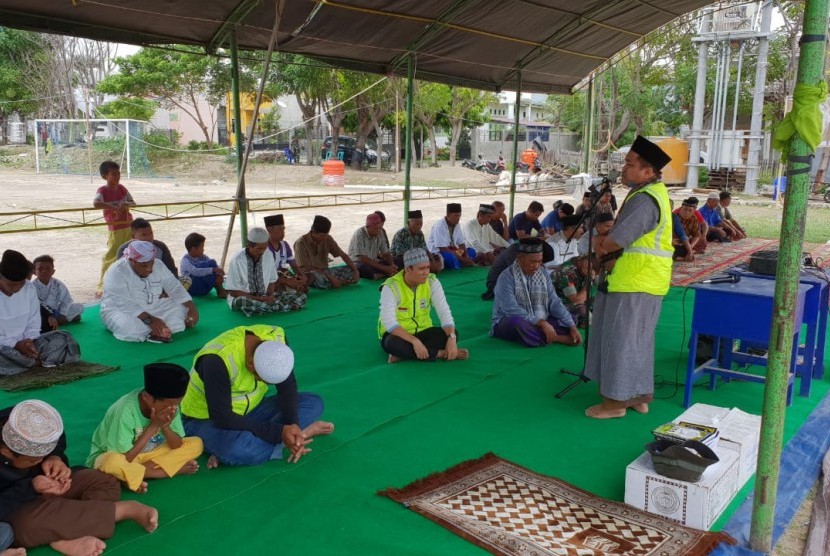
[461,204,508,266]
[0,250,80,374]
[100,241,198,343]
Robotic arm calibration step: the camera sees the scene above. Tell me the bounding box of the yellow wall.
[225,93,274,147]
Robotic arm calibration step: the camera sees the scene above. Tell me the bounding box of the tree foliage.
[97,98,157,121]
[0,29,46,143]
[97,46,226,147]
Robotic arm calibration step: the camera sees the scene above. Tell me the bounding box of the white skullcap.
[252,341,294,384]
[247,227,269,244]
[2,400,63,457]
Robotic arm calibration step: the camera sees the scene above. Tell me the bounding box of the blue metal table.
[684,276,810,408]
[729,268,829,385]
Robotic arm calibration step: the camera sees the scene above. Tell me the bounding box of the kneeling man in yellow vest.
[378,248,469,363]
[180,325,333,467]
[88,363,204,493]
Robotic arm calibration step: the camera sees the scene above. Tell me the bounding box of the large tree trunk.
[429,126,438,166]
[449,120,463,166]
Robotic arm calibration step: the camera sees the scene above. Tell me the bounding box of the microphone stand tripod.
[555,179,612,399]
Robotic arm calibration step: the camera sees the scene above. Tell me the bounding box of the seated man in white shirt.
[427,203,475,270]
[100,241,198,343]
[225,227,307,316]
[0,250,80,375]
[545,215,583,268]
[461,204,509,266]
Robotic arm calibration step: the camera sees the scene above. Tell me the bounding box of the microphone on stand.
[700,274,741,285]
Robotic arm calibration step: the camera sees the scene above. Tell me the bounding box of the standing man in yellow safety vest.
[180,325,333,467]
[584,136,673,419]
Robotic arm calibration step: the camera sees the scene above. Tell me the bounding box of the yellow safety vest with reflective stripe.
[181,325,287,419]
[607,181,673,296]
[377,270,435,339]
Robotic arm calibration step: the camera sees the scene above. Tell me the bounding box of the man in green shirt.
[88,363,203,493]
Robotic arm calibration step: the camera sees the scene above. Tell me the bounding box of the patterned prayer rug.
[380,453,734,555]
[0,361,119,391]
[671,238,777,287]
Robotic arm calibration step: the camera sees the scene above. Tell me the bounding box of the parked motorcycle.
[476,154,501,175]
[461,159,477,170]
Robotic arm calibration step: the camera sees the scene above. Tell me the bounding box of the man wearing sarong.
[427,203,475,270]
[100,240,198,343]
[585,136,673,419]
[181,326,334,467]
[225,227,307,316]
[378,248,469,363]
[88,363,203,493]
[390,210,443,273]
[0,250,80,375]
[294,215,360,289]
[490,238,582,348]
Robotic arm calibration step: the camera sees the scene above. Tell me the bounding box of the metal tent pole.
[749,0,829,550]
[582,77,593,173]
[687,10,712,190]
[508,66,522,218]
[745,0,774,195]
[403,53,414,219]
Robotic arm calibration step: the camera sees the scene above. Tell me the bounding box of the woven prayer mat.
[671,238,777,287]
[0,361,119,391]
[380,453,735,555]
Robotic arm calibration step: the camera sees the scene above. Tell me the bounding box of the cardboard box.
[625,448,740,530]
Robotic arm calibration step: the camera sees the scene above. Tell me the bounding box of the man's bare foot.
[456,348,470,360]
[207,455,220,469]
[135,481,148,494]
[630,403,649,414]
[177,460,199,475]
[50,537,106,556]
[115,500,158,533]
[388,354,401,364]
[585,404,626,419]
[1,548,27,556]
[303,421,334,438]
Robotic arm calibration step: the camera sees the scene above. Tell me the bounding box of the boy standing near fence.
[94,160,135,298]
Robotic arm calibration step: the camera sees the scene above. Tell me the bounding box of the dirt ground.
[0,163,549,303]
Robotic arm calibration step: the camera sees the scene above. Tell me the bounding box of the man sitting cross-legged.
[294,215,360,289]
[349,212,398,280]
[100,240,198,343]
[225,227,307,316]
[1,400,158,556]
[0,250,80,375]
[427,203,475,270]
[390,210,443,273]
[378,248,469,364]
[88,363,204,494]
[181,325,334,467]
[490,238,583,348]
[461,204,508,266]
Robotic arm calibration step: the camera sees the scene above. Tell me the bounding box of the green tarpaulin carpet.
[2,268,827,555]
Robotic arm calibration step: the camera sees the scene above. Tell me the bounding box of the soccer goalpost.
[34,118,151,178]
